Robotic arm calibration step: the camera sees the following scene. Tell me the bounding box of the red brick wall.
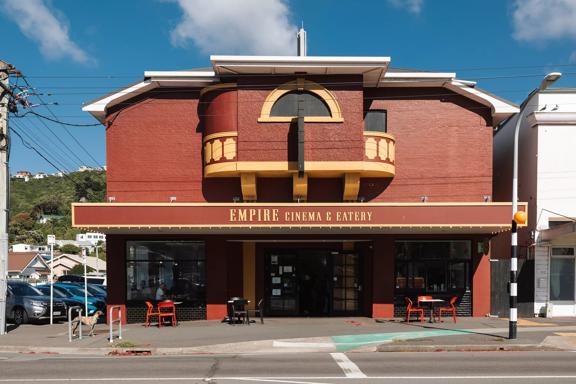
[360,87,493,202]
[106,85,493,204]
[236,76,364,163]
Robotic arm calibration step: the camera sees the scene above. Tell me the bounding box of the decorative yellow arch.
[258,78,344,123]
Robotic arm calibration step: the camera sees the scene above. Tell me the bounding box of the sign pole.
[82,248,88,316]
[47,235,55,325]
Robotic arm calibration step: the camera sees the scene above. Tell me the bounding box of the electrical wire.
[21,75,104,169]
[17,111,102,127]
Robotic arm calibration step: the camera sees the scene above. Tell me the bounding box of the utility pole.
[0,61,11,336]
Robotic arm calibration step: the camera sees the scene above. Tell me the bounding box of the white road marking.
[237,379,332,384]
[3,375,576,381]
[273,341,334,348]
[329,353,367,378]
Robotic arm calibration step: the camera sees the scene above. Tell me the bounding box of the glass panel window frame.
[394,240,472,296]
[364,109,387,133]
[126,241,206,307]
[550,247,576,302]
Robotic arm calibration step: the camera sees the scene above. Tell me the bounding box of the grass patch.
[113,340,138,348]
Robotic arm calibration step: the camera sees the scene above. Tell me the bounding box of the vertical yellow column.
[243,241,256,310]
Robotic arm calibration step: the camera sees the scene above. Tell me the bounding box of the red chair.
[145,301,160,327]
[158,301,177,327]
[437,296,458,323]
[405,297,424,322]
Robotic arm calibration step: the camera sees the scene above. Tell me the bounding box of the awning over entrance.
[72,202,526,235]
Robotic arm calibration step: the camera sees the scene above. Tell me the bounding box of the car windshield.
[37,286,66,298]
[8,283,43,296]
[86,285,105,295]
[68,287,93,297]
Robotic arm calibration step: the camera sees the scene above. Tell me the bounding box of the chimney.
[297,27,307,56]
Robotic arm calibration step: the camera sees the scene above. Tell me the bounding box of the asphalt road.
[1,351,576,383]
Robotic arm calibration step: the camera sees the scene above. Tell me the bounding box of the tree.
[69,264,95,275]
[60,244,81,255]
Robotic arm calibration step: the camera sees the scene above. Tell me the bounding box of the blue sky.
[1,0,575,173]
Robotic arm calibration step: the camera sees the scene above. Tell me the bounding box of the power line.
[17,111,102,127]
[13,119,77,171]
[20,75,104,169]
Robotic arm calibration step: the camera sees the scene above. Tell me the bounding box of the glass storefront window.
[126,241,205,306]
[395,240,471,295]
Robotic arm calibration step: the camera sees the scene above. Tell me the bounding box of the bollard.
[68,306,83,342]
[109,305,123,343]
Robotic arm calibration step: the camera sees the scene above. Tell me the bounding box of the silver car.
[6,280,67,325]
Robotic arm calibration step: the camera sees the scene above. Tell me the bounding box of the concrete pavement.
[1,316,576,355]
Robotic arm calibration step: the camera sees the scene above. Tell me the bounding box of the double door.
[265,249,362,316]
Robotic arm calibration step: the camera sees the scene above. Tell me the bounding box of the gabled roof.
[83,55,519,125]
[8,251,49,273]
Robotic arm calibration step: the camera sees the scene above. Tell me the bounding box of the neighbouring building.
[11,244,49,253]
[8,251,50,281]
[74,36,523,323]
[493,88,576,317]
[52,253,106,277]
[13,171,31,182]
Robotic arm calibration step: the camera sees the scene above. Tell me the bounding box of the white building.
[13,171,31,182]
[75,232,106,245]
[494,88,576,317]
[33,172,48,180]
[12,243,49,253]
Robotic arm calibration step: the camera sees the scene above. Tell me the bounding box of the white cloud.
[1,0,91,64]
[512,0,576,42]
[170,0,297,55]
[570,52,576,63]
[387,0,424,14]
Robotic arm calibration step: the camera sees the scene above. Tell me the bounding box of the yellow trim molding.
[240,173,257,201]
[205,161,395,178]
[292,174,308,201]
[363,131,395,140]
[343,173,361,201]
[258,78,344,123]
[203,131,238,143]
[200,83,237,97]
[243,241,256,310]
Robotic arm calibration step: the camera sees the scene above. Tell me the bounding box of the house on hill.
[8,251,50,281]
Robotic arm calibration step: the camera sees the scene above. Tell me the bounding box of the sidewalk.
[1,317,576,355]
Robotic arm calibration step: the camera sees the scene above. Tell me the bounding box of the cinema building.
[74,48,525,323]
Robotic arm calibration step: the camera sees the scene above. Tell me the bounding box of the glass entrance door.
[332,253,361,313]
[265,249,362,316]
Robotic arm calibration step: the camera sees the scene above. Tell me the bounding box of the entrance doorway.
[265,249,362,316]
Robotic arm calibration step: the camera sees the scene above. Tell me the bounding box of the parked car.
[58,274,106,286]
[36,285,99,316]
[51,283,106,312]
[6,280,67,325]
[73,283,107,300]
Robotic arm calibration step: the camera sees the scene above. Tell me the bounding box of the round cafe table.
[418,298,444,323]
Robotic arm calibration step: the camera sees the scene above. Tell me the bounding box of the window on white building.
[550,247,575,301]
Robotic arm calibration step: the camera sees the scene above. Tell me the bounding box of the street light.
[509,72,562,339]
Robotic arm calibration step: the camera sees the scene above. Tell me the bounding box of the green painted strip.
[332,329,474,351]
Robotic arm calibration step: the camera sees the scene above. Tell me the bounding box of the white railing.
[68,306,83,342]
[108,306,123,343]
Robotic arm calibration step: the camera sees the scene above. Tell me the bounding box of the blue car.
[70,283,107,301]
[51,283,106,313]
[36,285,99,316]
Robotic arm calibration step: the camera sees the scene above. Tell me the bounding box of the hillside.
[9,171,106,243]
